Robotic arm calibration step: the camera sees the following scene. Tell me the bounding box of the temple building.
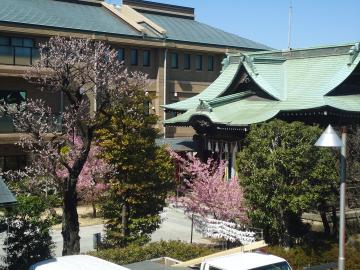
[164,42,360,176]
[0,0,270,172]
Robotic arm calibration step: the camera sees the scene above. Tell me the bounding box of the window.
[0,90,27,133]
[184,53,191,70]
[0,35,38,66]
[0,155,27,171]
[117,48,125,62]
[171,52,178,69]
[131,49,138,65]
[143,50,150,67]
[196,55,203,71]
[208,55,214,71]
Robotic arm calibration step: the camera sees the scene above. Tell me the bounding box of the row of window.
[171,53,214,71]
[0,36,39,66]
[0,35,215,72]
[117,48,151,67]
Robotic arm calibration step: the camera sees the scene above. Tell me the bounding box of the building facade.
[0,0,270,172]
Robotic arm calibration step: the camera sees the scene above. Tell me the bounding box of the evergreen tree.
[97,84,174,247]
[1,196,55,270]
[237,120,338,247]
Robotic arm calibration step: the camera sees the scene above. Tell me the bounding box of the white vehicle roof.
[29,255,130,270]
[202,252,287,270]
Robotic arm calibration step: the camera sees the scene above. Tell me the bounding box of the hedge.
[88,240,216,265]
[267,244,360,270]
[89,240,360,270]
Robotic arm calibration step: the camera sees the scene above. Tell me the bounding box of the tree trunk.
[320,209,330,236]
[62,178,80,255]
[92,201,97,218]
[331,205,338,237]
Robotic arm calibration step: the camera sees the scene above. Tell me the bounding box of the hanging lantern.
[215,141,219,152]
[207,140,211,150]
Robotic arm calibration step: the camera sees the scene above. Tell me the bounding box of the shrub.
[1,196,55,270]
[266,243,360,270]
[89,240,216,265]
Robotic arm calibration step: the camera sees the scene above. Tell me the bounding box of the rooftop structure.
[0,0,270,50]
[164,42,360,130]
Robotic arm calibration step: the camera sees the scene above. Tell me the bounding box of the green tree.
[236,120,338,246]
[97,83,174,247]
[1,196,55,270]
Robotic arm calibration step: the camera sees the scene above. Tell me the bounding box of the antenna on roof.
[287,0,293,49]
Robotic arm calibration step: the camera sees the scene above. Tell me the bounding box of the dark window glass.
[0,46,14,65]
[131,49,138,65]
[23,38,34,48]
[0,36,36,66]
[196,55,203,71]
[208,55,214,71]
[0,36,10,46]
[143,50,150,66]
[0,155,27,171]
[184,53,191,70]
[0,91,27,133]
[117,48,125,62]
[15,47,31,66]
[11,37,22,47]
[32,48,40,63]
[171,52,178,69]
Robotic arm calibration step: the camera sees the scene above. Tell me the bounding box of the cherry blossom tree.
[56,136,110,218]
[0,37,142,255]
[169,149,247,223]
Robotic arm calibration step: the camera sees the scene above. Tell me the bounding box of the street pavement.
[49,206,208,256]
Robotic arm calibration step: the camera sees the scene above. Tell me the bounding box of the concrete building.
[0,0,270,172]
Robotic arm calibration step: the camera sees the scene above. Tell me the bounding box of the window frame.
[207,55,214,72]
[143,49,151,67]
[196,54,203,71]
[171,52,179,69]
[0,35,38,66]
[130,48,138,66]
[184,53,191,70]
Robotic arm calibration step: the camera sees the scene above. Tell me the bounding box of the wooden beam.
[172,240,268,268]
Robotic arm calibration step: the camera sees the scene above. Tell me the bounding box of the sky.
[105,0,360,50]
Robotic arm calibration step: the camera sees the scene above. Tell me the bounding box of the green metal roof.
[0,176,16,206]
[141,13,272,50]
[0,0,271,50]
[0,0,141,36]
[165,43,360,127]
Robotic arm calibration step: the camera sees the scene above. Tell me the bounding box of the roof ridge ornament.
[242,54,258,76]
[196,99,212,112]
[348,42,360,65]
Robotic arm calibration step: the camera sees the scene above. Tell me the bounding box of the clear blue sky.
[106,0,360,50]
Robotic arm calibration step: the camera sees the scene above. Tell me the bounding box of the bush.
[89,240,216,265]
[266,243,360,270]
[1,196,55,270]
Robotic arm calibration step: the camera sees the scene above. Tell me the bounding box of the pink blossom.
[169,149,247,223]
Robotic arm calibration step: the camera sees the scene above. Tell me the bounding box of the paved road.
[0,207,208,259]
[50,206,208,256]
